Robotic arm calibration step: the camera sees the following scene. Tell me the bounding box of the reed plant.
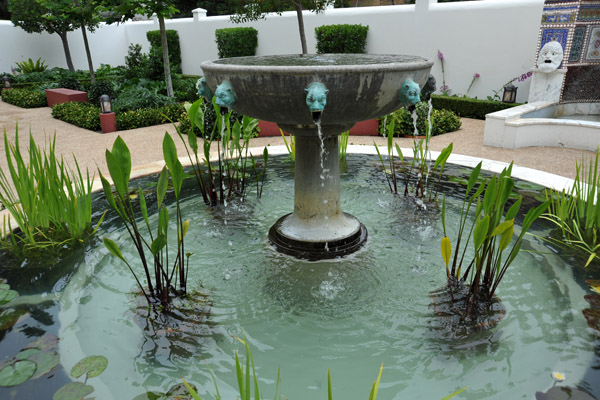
[182,335,467,399]
[0,127,100,258]
[101,135,191,308]
[375,116,452,202]
[281,129,295,162]
[175,98,268,206]
[440,162,548,317]
[542,149,600,267]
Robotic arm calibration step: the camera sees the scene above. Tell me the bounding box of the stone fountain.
[201,54,433,260]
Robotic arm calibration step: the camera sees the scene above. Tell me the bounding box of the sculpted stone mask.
[537,41,563,73]
[398,79,421,108]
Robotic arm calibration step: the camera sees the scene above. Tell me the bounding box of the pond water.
[1,155,599,400]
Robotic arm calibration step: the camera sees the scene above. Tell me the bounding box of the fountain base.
[268,213,368,260]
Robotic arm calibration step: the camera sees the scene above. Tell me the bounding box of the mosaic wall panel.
[583,25,600,61]
[562,65,600,101]
[569,26,587,61]
[578,4,600,21]
[540,28,571,50]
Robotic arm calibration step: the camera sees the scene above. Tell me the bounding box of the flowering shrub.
[488,71,533,101]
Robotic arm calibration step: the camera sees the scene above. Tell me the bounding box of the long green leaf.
[103,238,125,262]
[473,215,490,251]
[467,162,482,195]
[157,167,168,209]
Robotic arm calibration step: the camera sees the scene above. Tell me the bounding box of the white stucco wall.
[0,0,544,102]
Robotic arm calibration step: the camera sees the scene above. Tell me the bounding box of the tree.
[230,0,334,54]
[101,0,178,97]
[8,0,76,71]
[41,0,102,83]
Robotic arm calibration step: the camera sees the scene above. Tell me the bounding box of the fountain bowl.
[200,54,433,135]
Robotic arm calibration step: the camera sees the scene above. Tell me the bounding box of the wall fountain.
[201,54,433,260]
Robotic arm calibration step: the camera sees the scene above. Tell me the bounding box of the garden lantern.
[100,94,113,113]
[2,76,12,89]
[502,84,517,103]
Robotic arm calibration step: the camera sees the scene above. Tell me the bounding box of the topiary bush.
[379,102,462,137]
[124,43,151,80]
[215,27,258,58]
[115,103,184,131]
[146,30,182,80]
[1,88,47,108]
[51,102,101,131]
[431,94,519,120]
[315,24,369,54]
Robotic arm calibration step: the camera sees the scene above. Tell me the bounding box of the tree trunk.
[293,2,308,54]
[57,31,75,71]
[80,23,95,84]
[158,16,174,97]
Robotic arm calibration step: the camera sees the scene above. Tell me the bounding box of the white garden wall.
[0,0,544,102]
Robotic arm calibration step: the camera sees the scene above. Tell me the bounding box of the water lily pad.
[52,382,94,400]
[535,386,596,399]
[582,308,600,331]
[0,359,36,387]
[0,288,18,306]
[25,334,59,351]
[70,355,108,379]
[131,391,168,400]
[0,308,28,331]
[29,349,60,379]
[15,348,41,360]
[166,383,194,397]
[0,283,9,290]
[584,294,600,307]
[515,180,544,191]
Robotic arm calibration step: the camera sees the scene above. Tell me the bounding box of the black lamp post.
[100,94,113,113]
[502,84,517,103]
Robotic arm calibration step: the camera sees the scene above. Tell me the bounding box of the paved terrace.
[0,99,596,186]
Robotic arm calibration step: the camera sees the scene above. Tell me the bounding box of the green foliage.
[1,88,47,108]
[0,334,59,388]
[215,27,258,58]
[441,163,549,317]
[379,102,461,137]
[113,80,176,112]
[431,94,518,120]
[175,98,268,206]
[116,103,184,131]
[15,58,48,73]
[171,75,200,102]
[146,29,182,77]
[125,43,151,80]
[0,128,100,259]
[542,150,600,267]
[58,71,83,91]
[88,80,115,106]
[53,355,108,400]
[51,102,101,131]
[315,24,369,54]
[101,134,192,307]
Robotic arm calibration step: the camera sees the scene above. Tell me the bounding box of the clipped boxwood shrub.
[215,27,258,58]
[146,30,182,78]
[315,24,369,54]
[431,95,519,120]
[379,102,462,137]
[1,88,47,108]
[116,103,184,131]
[51,102,101,131]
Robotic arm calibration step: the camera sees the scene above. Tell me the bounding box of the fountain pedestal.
[269,124,367,260]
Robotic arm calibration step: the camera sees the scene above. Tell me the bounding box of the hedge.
[146,30,182,77]
[379,102,462,137]
[315,24,369,54]
[215,27,258,58]
[116,103,184,131]
[1,88,47,108]
[51,102,101,131]
[431,95,520,120]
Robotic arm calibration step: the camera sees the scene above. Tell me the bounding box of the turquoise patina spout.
[215,81,236,111]
[197,77,213,100]
[398,78,421,108]
[305,82,328,121]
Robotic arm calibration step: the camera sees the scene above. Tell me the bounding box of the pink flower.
[474,73,480,78]
[437,50,445,61]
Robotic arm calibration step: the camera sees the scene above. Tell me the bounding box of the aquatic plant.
[100,135,191,308]
[182,335,468,400]
[542,149,600,267]
[281,129,295,162]
[176,98,268,206]
[440,162,548,318]
[0,334,60,388]
[0,127,101,259]
[53,355,108,400]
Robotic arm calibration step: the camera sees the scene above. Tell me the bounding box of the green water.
[20,155,599,399]
[211,54,426,67]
